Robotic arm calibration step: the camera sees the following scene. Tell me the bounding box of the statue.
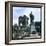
[30,12,34,24]
[29,12,36,34]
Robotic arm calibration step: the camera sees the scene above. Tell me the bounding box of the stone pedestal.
[30,23,36,33]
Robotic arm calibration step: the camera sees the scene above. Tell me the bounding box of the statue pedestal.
[30,23,36,33]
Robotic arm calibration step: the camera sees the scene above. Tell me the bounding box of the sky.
[13,7,41,25]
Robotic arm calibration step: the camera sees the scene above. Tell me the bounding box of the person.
[30,12,34,24]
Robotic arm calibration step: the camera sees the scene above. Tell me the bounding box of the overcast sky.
[13,7,40,25]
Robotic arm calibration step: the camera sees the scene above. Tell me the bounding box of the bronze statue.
[30,12,34,24]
